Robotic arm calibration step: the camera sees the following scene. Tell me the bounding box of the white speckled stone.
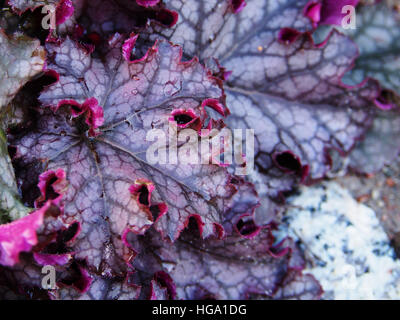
[278,181,400,300]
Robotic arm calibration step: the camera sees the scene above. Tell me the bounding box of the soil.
[336,158,400,258]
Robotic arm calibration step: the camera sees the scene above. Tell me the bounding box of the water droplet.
[131,89,138,95]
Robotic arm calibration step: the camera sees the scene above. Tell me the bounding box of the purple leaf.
[127,223,321,299]
[9,35,259,282]
[342,2,400,108]
[151,0,379,197]
[349,108,400,173]
[58,0,178,45]
[0,173,139,299]
[0,203,46,266]
[337,2,400,172]
[273,271,323,300]
[0,191,69,267]
[304,0,359,27]
[33,252,72,266]
[147,0,313,60]
[53,267,140,300]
